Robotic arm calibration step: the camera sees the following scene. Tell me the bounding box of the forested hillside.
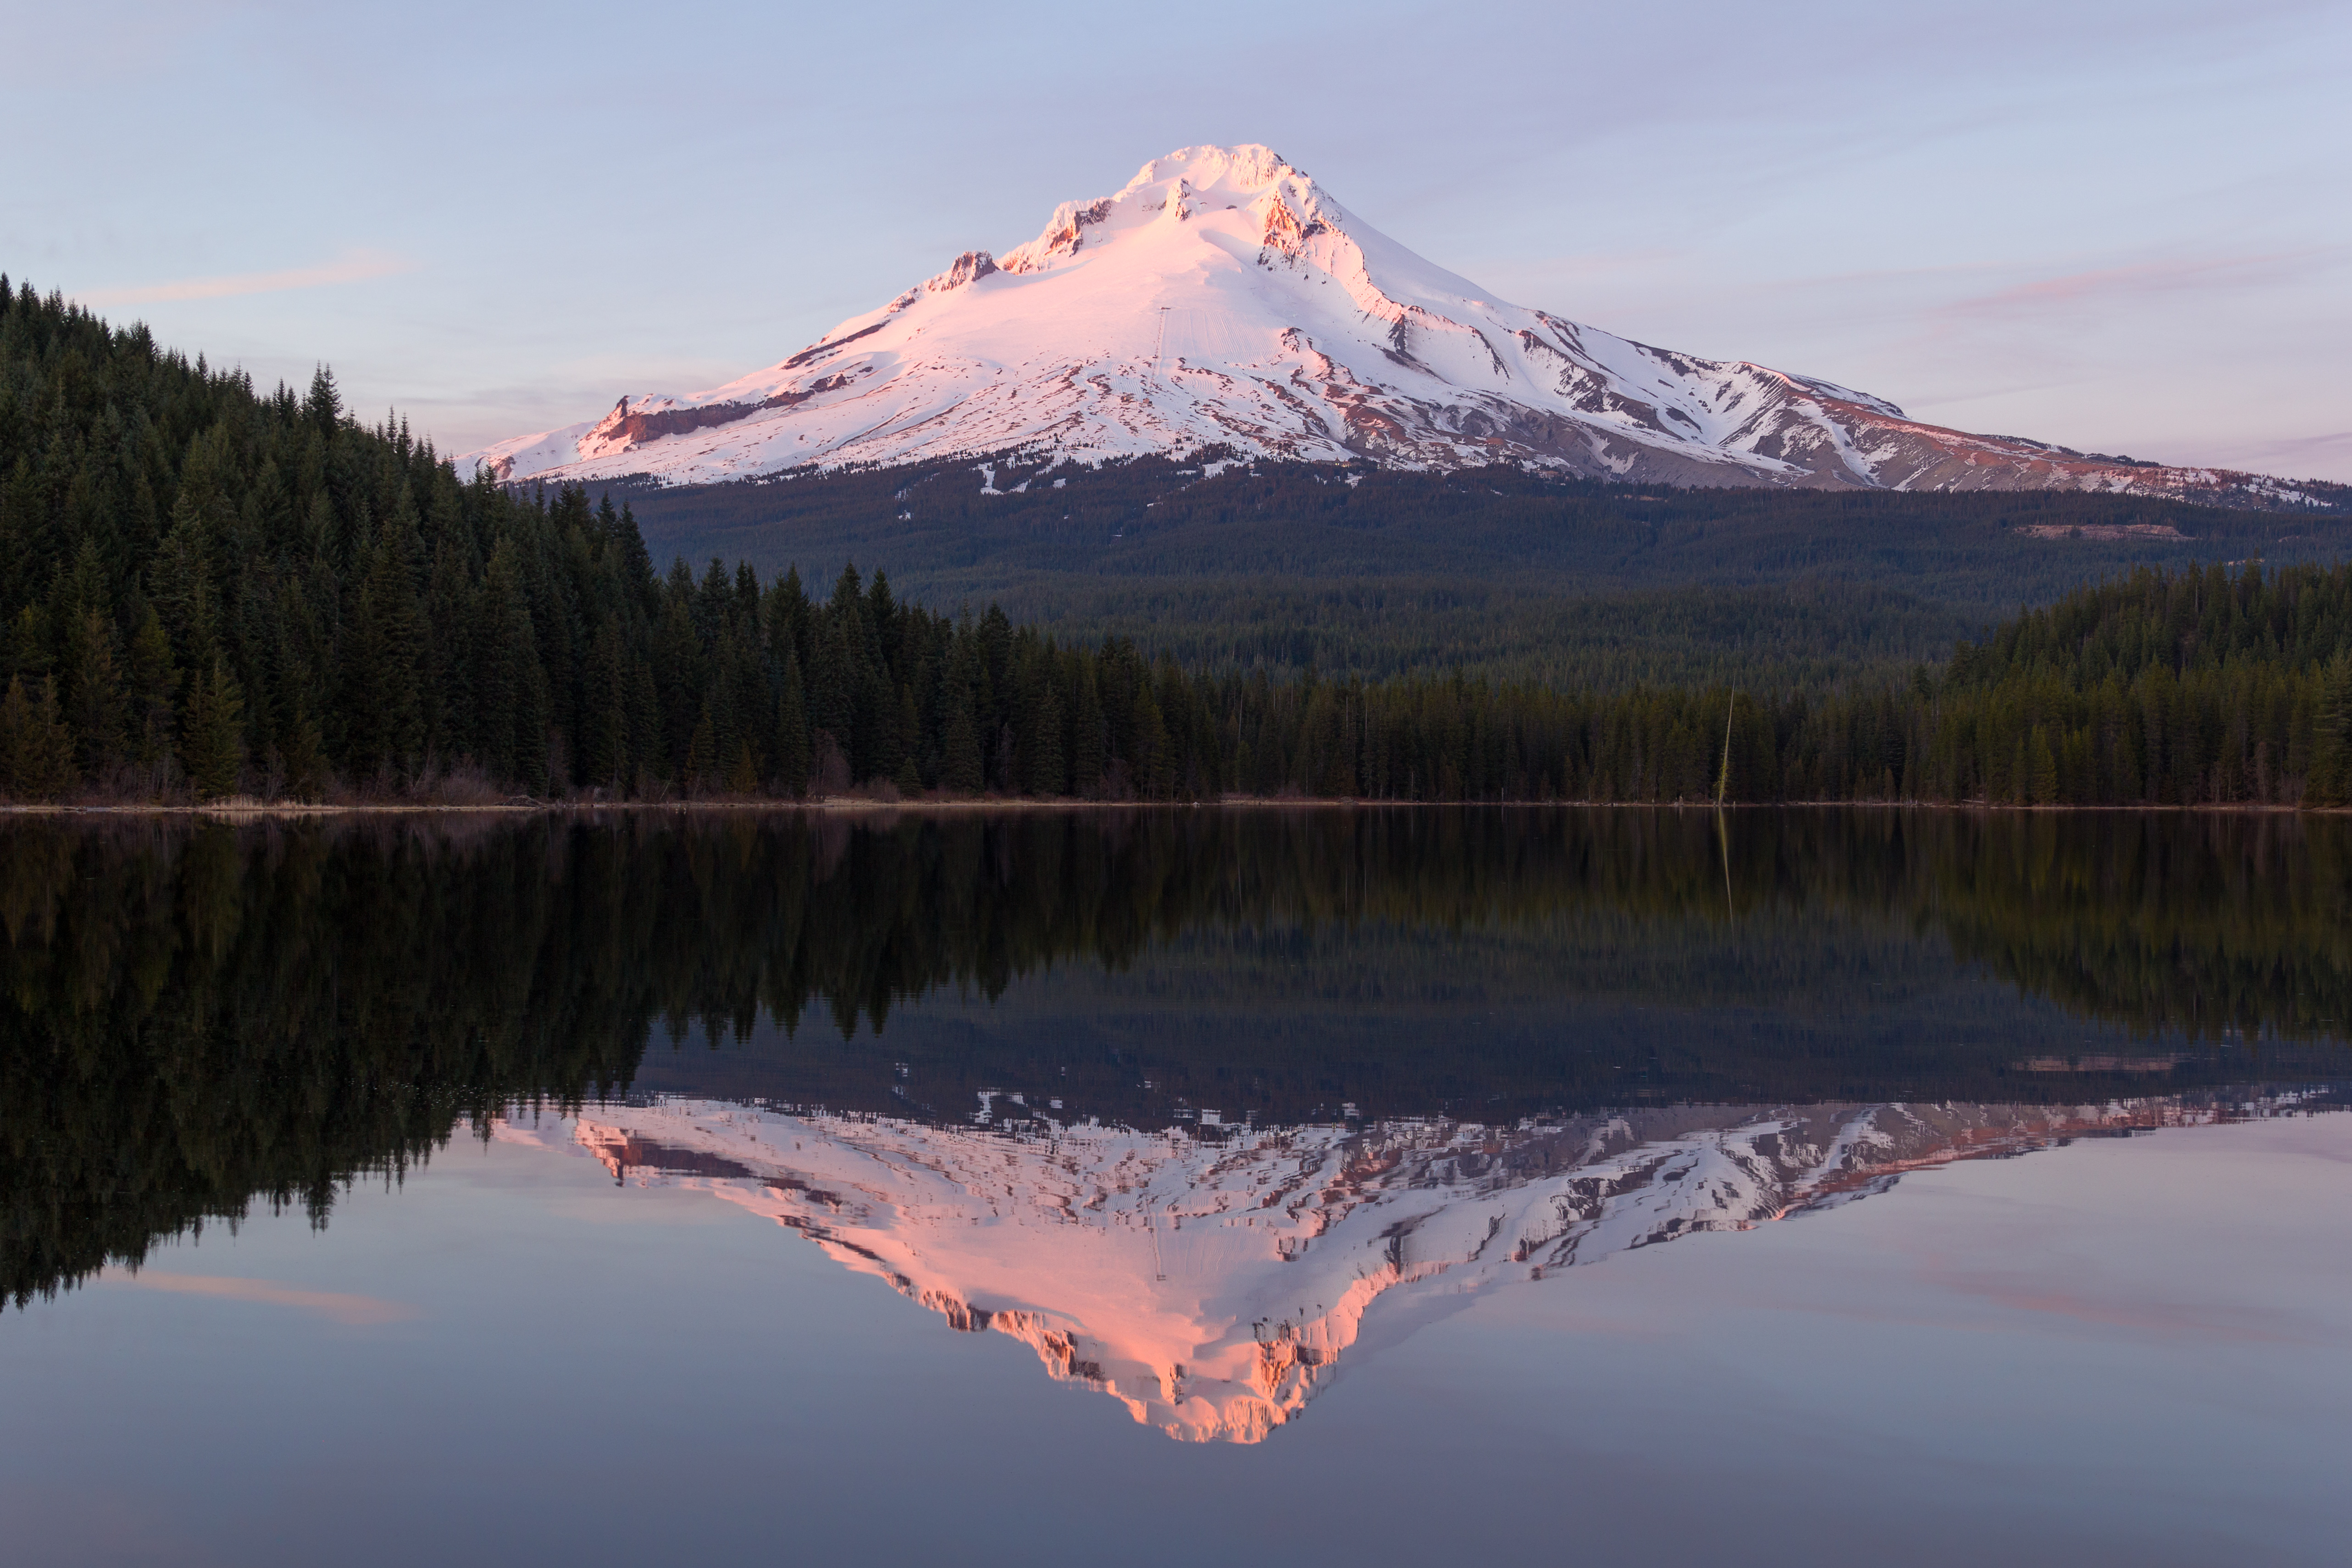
[1,280,638,799]
[613,426,2352,691]
[4,280,2350,809]
[614,448,2352,652]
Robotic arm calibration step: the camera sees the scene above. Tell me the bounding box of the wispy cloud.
[1934,251,2325,322]
[2193,428,2352,479]
[1499,247,1682,280]
[2234,429,2352,462]
[77,248,413,307]
[102,1269,418,1327]
[1926,1268,2307,1343]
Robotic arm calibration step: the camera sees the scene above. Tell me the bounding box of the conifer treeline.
[6,279,2352,808]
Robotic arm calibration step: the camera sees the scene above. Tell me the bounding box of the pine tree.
[943,690,983,794]
[182,659,245,801]
[423,539,474,760]
[1026,683,1065,796]
[125,603,178,771]
[305,364,343,433]
[61,604,126,781]
[515,656,550,796]
[897,684,921,789]
[1071,668,1106,798]
[343,529,424,783]
[627,652,661,791]
[855,664,895,784]
[2312,653,2352,805]
[303,491,336,559]
[0,674,74,800]
[774,653,811,798]
[730,628,771,780]
[477,543,540,784]
[653,575,702,777]
[766,564,810,670]
[282,699,329,802]
[806,617,854,754]
[584,617,630,790]
[1137,687,1174,798]
[149,493,219,669]
[8,605,50,683]
[686,703,716,794]
[2028,726,2060,805]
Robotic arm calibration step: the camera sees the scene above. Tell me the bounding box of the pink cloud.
[1927,1268,2307,1344]
[103,1269,418,1327]
[1934,251,2322,322]
[76,248,413,308]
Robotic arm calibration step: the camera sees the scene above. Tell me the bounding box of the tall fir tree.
[943,689,984,794]
[2028,726,2059,806]
[182,659,245,801]
[124,603,178,772]
[342,528,424,783]
[61,605,126,780]
[1026,683,1065,796]
[774,652,811,798]
[0,674,74,800]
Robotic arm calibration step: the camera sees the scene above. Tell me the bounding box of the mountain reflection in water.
[494,1088,2324,1443]
[3,806,2346,1353]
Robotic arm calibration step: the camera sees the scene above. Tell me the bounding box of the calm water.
[2,808,2347,1566]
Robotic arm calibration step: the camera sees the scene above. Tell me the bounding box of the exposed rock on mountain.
[457,145,2321,510]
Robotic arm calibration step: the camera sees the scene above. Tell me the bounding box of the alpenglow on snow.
[491,1091,2277,1446]
[457,144,2296,505]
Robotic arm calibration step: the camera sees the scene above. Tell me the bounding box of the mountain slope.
[458,145,2322,508]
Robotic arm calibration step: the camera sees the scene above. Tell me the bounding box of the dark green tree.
[774,652,811,798]
[0,675,73,799]
[181,659,244,801]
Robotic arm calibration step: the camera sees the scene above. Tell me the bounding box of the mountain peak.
[994,142,1332,278]
[456,146,2309,510]
[1112,143,1315,214]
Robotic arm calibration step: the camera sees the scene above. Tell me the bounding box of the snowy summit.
[457,144,2288,504]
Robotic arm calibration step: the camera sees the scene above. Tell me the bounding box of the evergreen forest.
[7,278,2352,809]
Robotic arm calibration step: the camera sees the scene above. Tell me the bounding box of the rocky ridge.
[454,147,2329,510]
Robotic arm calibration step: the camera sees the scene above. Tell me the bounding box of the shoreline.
[0,797,2334,819]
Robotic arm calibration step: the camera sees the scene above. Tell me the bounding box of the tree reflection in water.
[3,807,2346,1312]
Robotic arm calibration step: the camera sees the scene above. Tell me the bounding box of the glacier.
[455,145,2309,509]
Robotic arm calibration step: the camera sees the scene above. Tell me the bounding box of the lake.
[2,807,2347,1566]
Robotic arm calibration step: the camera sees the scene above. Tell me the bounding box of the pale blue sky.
[9,0,2348,477]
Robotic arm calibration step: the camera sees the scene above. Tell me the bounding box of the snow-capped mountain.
[455,145,2318,508]
[491,1089,2305,1444]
